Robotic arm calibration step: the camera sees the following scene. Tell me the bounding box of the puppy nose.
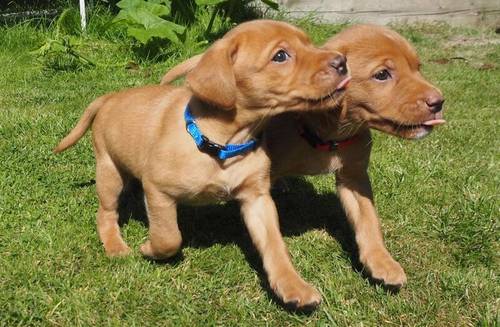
[330,54,347,75]
[426,93,445,113]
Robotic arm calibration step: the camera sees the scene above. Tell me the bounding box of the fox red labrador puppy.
[160,24,445,289]
[54,20,350,309]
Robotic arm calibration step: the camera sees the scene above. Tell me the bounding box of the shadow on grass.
[111,176,368,310]
[116,178,358,258]
[79,175,400,306]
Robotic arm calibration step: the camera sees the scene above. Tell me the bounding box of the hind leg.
[95,158,131,256]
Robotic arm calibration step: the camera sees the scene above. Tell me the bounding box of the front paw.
[271,274,322,310]
[362,250,407,288]
[104,243,131,257]
[139,240,178,260]
[139,240,157,258]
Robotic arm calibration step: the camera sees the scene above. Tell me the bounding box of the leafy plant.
[112,0,186,44]
[31,36,96,68]
[113,0,279,46]
[31,8,96,70]
[31,0,281,68]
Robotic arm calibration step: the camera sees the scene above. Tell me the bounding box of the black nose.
[426,93,445,113]
[330,54,347,75]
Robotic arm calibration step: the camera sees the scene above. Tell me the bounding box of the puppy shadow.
[117,178,358,252]
[112,177,384,307]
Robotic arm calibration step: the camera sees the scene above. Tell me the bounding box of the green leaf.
[160,19,186,34]
[127,8,164,28]
[127,20,185,44]
[127,27,152,44]
[114,0,183,45]
[145,1,171,17]
[195,0,228,6]
[112,10,133,24]
[116,0,171,17]
[116,0,142,9]
[31,39,66,56]
[260,0,279,10]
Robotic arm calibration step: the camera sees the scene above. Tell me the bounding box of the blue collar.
[184,105,258,160]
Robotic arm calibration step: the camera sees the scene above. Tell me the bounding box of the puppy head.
[186,20,350,114]
[324,25,445,139]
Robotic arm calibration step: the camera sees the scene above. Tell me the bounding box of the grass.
[0,8,499,326]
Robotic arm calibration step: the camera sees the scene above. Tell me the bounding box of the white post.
[79,0,87,31]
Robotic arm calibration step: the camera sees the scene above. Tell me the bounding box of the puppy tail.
[53,95,108,153]
[160,54,203,85]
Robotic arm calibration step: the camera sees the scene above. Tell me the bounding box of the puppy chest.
[182,181,234,205]
[205,183,234,201]
[183,165,265,205]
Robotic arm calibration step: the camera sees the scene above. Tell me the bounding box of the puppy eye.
[373,69,391,80]
[373,69,391,81]
[272,50,290,63]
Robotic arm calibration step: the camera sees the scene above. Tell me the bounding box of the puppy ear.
[186,38,238,109]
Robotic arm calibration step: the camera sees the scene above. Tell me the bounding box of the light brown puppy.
[160,24,445,289]
[54,20,350,309]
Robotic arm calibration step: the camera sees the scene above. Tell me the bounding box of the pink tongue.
[422,119,446,126]
[336,76,352,90]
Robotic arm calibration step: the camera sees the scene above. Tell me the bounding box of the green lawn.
[0,13,498,326]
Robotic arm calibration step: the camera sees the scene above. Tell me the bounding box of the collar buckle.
[198,135,224,157]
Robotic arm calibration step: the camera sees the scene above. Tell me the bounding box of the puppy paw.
[139,240,180,260]
[272,275,322,310]
[104,241,131,257]
[140,240,158,259]
[363,251,407,288]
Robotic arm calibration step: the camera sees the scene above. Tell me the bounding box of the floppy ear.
[186,38,238,109]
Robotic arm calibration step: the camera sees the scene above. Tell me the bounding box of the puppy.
[160,24,445,289]
[54,20,350,309]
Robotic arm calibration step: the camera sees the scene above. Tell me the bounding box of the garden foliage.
[112,0,279,45]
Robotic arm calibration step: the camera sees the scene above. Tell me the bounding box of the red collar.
[298,124,358,152]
